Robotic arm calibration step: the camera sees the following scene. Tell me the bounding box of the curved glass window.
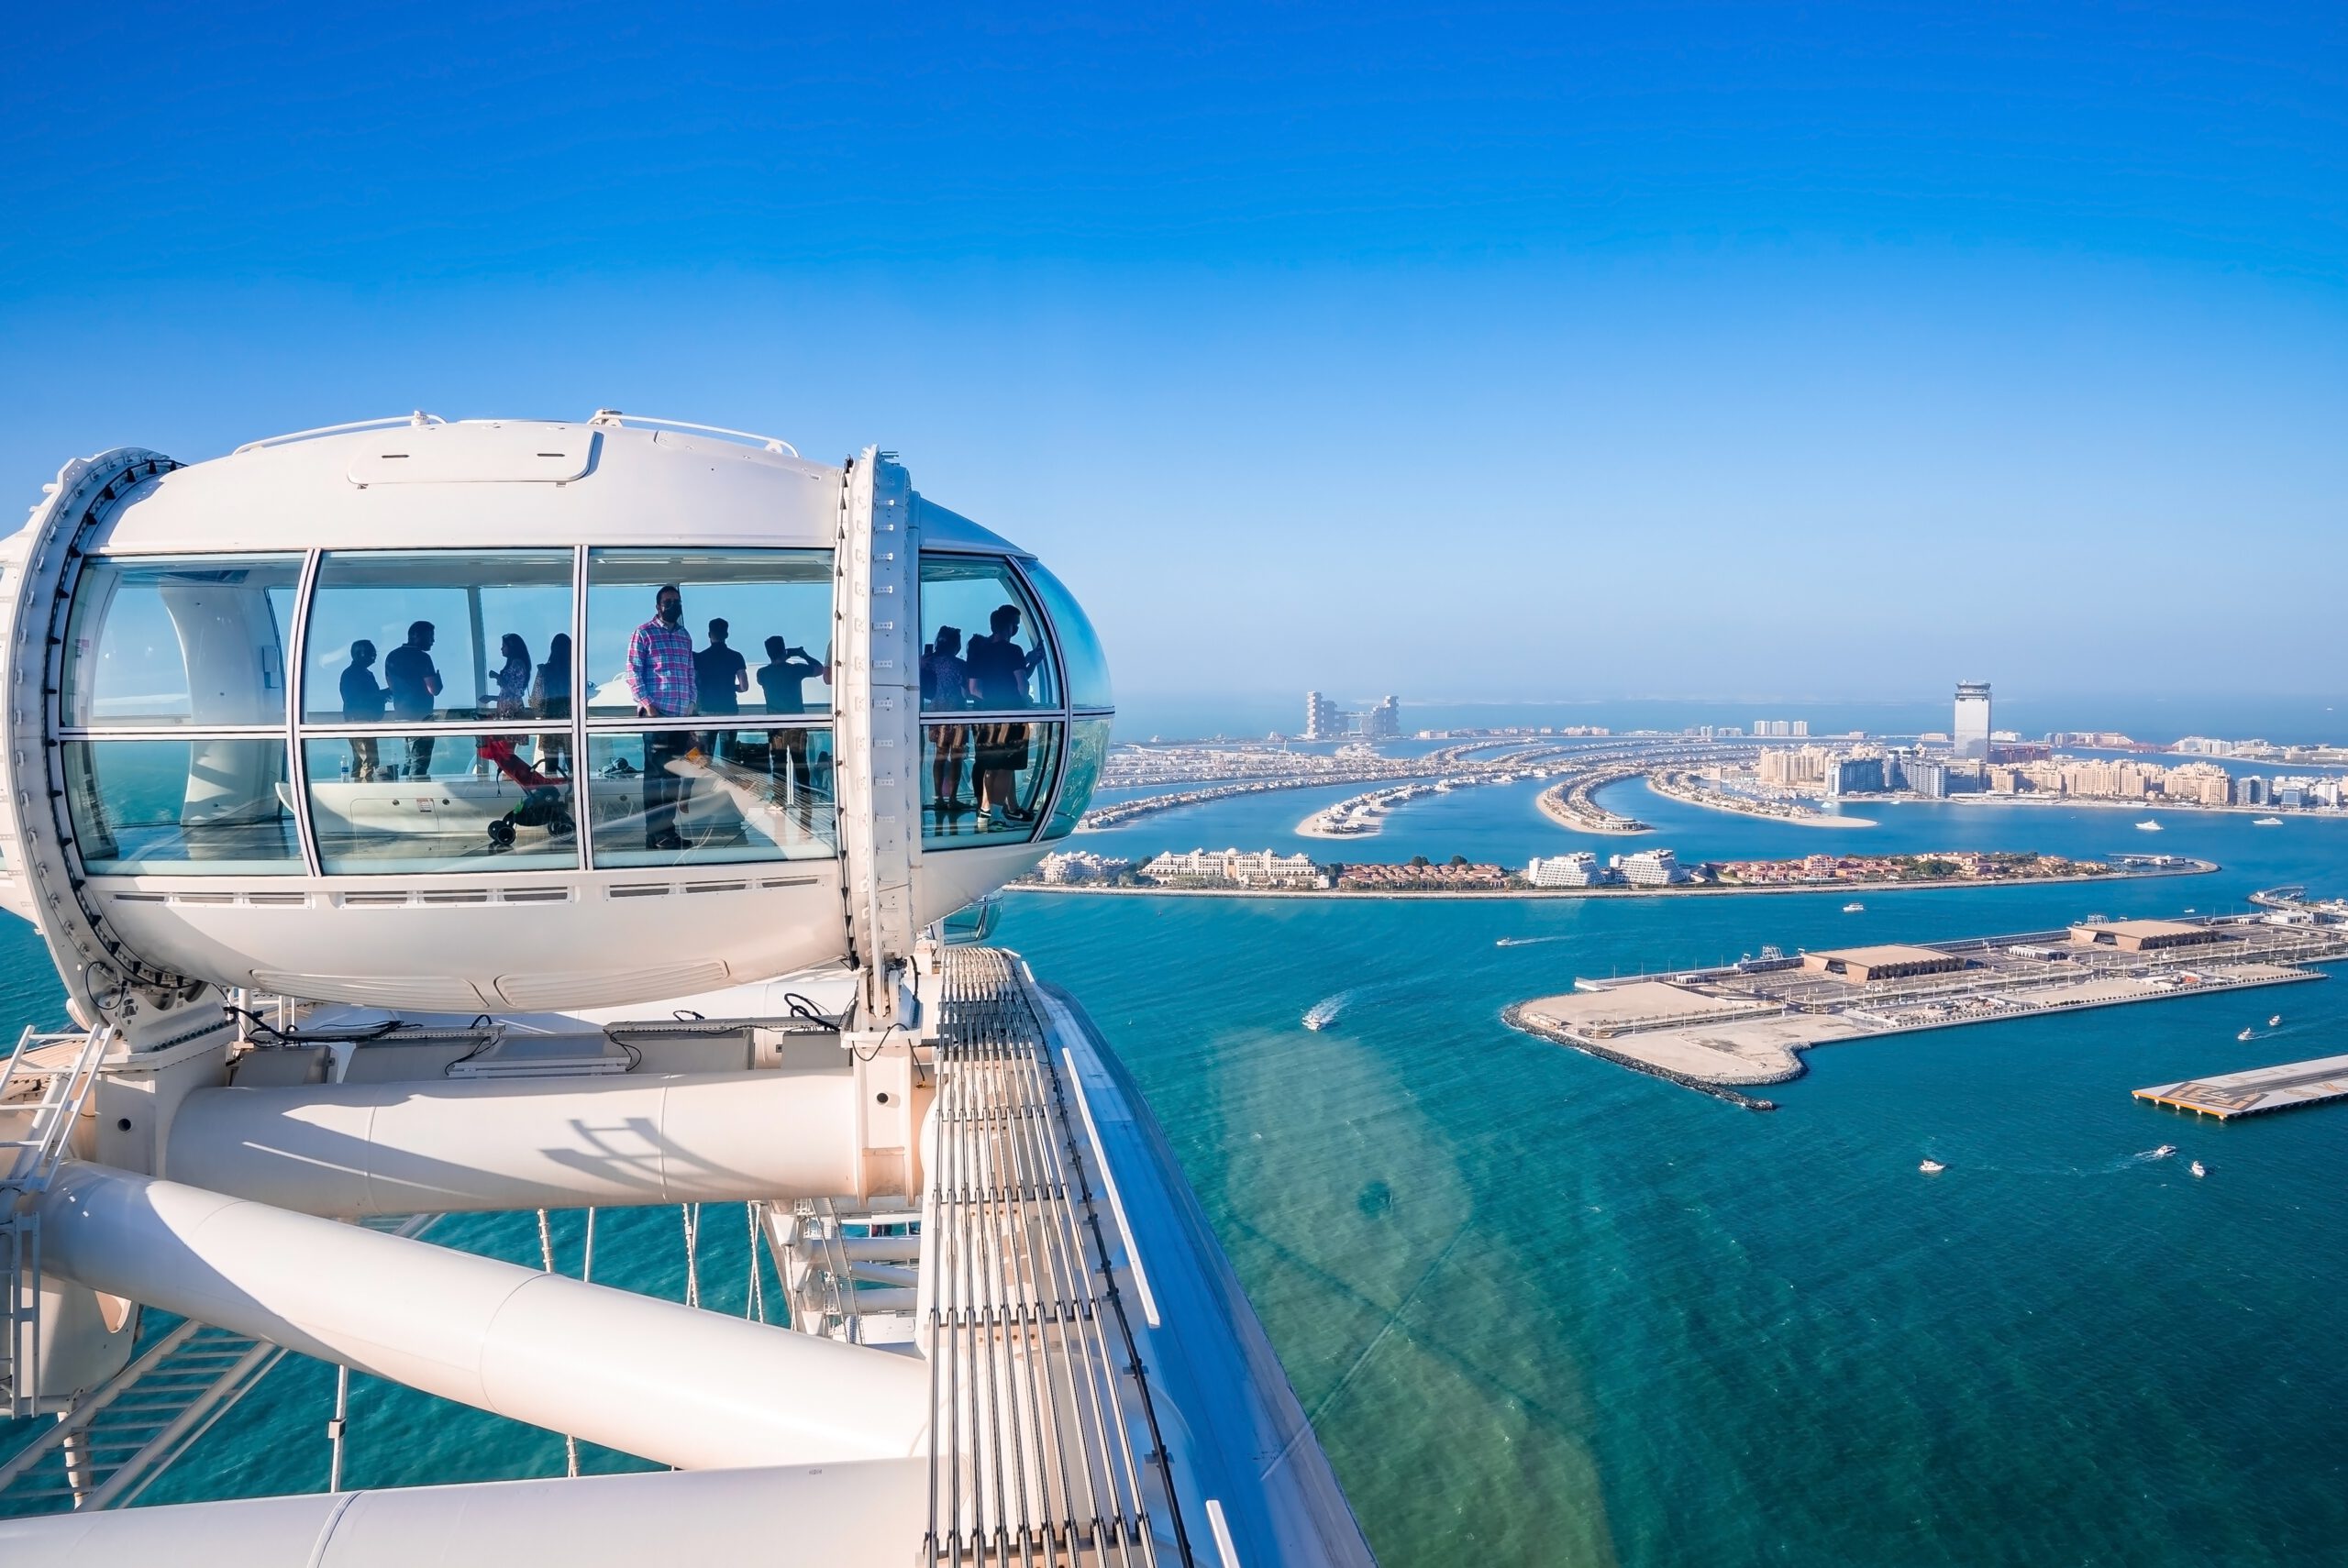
[919,556,1058,713]
[583,727,836,867]
[62,556,302,728]
[64,739,301,874]
[304,551,575,727]
[302,732,577,875]
[1020,562,1112,711]
[1042,718,1112,841]
[585,550,833,720]
[923,720,1061,848]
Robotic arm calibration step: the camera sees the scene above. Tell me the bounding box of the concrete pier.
[2134,1054,2348,1120]
[1508,911,2348,1099]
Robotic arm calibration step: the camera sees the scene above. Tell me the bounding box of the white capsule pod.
[0,414,1112,1024]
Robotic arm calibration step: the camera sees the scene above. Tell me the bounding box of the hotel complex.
[1304,690,1401,742]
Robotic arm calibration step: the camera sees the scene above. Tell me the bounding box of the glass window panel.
[63,556,302,727]
[924,719,1062,848]
[1042,718,1112,841]
[64,739,301,875]
[585,550,833,721]
[919,556,1058,713]
[304,733,577,874]
[303,550,575,727]
[583,728,837,867]
[1019,562,1112,711]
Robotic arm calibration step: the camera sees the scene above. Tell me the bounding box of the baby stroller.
[476,737,576,850]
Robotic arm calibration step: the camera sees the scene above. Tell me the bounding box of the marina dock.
[2134,1054,2348,1120]
[1507,911,2348,1103]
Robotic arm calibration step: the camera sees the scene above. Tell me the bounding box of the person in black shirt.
[531,632,573,776]
[338,640,386,780]
[694,618,747,760]
[962,604,1043,823]
[383,621,441,778]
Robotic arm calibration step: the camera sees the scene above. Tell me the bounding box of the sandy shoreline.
[1644,774,1878,828]
[1534,783,1651,835]
[1006,860,2214,902]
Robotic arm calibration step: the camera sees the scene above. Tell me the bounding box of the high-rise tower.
[1954,681,1993,759]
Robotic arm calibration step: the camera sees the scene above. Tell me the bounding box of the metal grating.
[925,948,1173,1567]
[2,1026,113,1419]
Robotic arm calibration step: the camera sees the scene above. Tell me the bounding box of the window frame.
[915,547,1115,850]
[56,539,1113,876]
[62,545,849,881]
[55,550,308,738]
[581,546,838,727]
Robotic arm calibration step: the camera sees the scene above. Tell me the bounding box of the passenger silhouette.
[694,618,748,716]
[963,605,1043,823]
[384,620,442,778]
[494,634,531,718]
[338,639,386,780]
[922,627,971,815]
[694,616,748,761]
[759,635,827,824]
[532,632,572,776]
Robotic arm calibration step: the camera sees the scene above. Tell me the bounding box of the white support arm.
[164,1068,883,1216]
[35,1165,930,1471]
[0,1456,925,1567]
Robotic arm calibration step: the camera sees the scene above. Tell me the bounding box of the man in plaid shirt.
[628,584,696,851]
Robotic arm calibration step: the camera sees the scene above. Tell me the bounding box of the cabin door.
[832,447,922,1026]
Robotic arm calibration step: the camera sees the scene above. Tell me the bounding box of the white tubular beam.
[0,1457,926,1567]
[36,1165,930,1471]
[166,1068,874,1216]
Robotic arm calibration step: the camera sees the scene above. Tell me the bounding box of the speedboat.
[2254,816,2284,826]
[2190,1160,2208,1178]
[2135,819,2163,832]
[1843,901,1865,912]
[2239,1027,2256,1041]
[2269,1014,2282,1027]
[1918,1158,1946,1174]
[2152,1144,2177,1159]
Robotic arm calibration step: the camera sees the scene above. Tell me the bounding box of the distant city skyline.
[4,6,2342,701]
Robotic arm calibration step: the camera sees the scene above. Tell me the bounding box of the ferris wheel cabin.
[0,414,1370,1568]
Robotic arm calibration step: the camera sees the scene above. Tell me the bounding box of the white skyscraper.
[1954,681,1993,759]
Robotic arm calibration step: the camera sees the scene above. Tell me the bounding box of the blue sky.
[4,3,2342,709]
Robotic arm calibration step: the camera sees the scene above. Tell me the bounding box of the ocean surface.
[7,773,2348,1564]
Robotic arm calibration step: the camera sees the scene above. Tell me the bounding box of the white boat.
[1843,901,1865,912]
[1919,1158,1946,1174]
[2152,1144,2177,1159]
[2190,1160,2208,1178]
[2239,1027,2256,1041]
[2136,818,2163,831]
[2269,1014,2282,1027]
[2254,816,2284,826]
[0,414,1376,1563]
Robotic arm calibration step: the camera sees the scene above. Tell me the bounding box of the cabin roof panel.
[73,420,1024,557]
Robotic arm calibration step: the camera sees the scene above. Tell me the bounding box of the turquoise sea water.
[6,779,2348,1563]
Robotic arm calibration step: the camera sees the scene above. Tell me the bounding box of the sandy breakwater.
[1645,772,1878,828]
